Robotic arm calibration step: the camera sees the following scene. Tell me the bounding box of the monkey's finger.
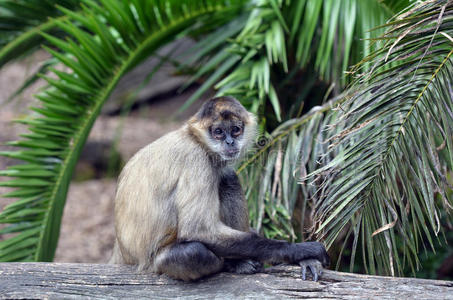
[299,259,323,281]
[308,264,318,282]
[249,259,263,272]
[300,264,307,280]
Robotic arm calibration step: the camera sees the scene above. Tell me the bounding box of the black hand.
[299,259,323,281]
[289,241,330,267]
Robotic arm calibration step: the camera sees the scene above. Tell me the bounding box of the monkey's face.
[209,119,245,161]
[188,96,257,162]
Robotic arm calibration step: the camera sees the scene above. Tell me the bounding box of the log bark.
[0,263,452,299]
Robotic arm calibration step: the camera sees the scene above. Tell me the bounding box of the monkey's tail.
[108,240,124,264]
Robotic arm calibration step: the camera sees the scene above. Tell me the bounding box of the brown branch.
[0,263,452,299]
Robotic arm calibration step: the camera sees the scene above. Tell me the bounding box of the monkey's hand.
[299,259,323,281]
[290,241,330,267]
[224,259,263,274]
[289,241,329,281]
[286,241,329,282]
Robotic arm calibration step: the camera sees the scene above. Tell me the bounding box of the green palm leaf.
[238,99,341,241]
[238,0,452,277]
[0,0,244,262]
[0,0,82,103]
[307,0,453,276]
[234,0,413,239]
[182,0,412,123]
[0,0,80,69]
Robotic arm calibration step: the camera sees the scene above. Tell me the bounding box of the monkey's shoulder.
[125,128,211,176]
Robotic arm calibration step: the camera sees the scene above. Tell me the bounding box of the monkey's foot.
[224,259,263,274]
[299,259,323,281]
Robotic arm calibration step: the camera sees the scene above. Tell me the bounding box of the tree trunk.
[0,263,451,299]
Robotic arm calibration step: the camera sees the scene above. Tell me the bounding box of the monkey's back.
[111,127,213,270]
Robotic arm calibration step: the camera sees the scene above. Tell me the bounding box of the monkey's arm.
[218,170,329,268]
[218,169,263,274]
[200,226,330,267]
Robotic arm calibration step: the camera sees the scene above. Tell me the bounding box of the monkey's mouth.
[224,149,239,158]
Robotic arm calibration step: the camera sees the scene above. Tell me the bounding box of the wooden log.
[0,263,452,299]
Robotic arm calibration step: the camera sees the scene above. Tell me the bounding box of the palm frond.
[238,0,453,277]
[0,0,244,262]
[182,0,412,123]
[306,0,453,276]
[0,0,83,103]
[290,0,416,84]
[0,0,80,69]
[235,0,414,238]
[238,99,341,241]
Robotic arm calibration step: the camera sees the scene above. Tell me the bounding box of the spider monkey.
[110,96,329,281]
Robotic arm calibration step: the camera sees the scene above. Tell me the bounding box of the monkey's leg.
[155,241,224,281]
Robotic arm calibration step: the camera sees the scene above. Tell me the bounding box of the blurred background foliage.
[0,0,452,280]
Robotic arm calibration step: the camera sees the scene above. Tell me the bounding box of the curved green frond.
[237,0,452,277]
[237,98,342,240]
[233,0,413,240]
[307,0,453,276]
[183,0,412,123]
[0,0,244,262]
[0,0,80,69]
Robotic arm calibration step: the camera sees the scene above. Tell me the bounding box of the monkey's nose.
[225,136,235,146]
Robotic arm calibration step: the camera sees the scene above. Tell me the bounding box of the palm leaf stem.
[0,15,69,69]
[237,95,344,174]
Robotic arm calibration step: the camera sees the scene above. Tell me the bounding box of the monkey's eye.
[231,126,241,136]
[214,128,223,135]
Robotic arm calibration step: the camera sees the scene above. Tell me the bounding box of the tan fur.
[110,98,257,274]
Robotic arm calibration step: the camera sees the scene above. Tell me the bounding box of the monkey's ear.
[241,112,257,151]
[246,112,257,126]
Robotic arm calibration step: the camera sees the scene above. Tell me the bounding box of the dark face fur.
[209,118,244,160]
[188,96,256,162]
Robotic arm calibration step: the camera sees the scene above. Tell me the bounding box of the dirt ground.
[0,51,205,263]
